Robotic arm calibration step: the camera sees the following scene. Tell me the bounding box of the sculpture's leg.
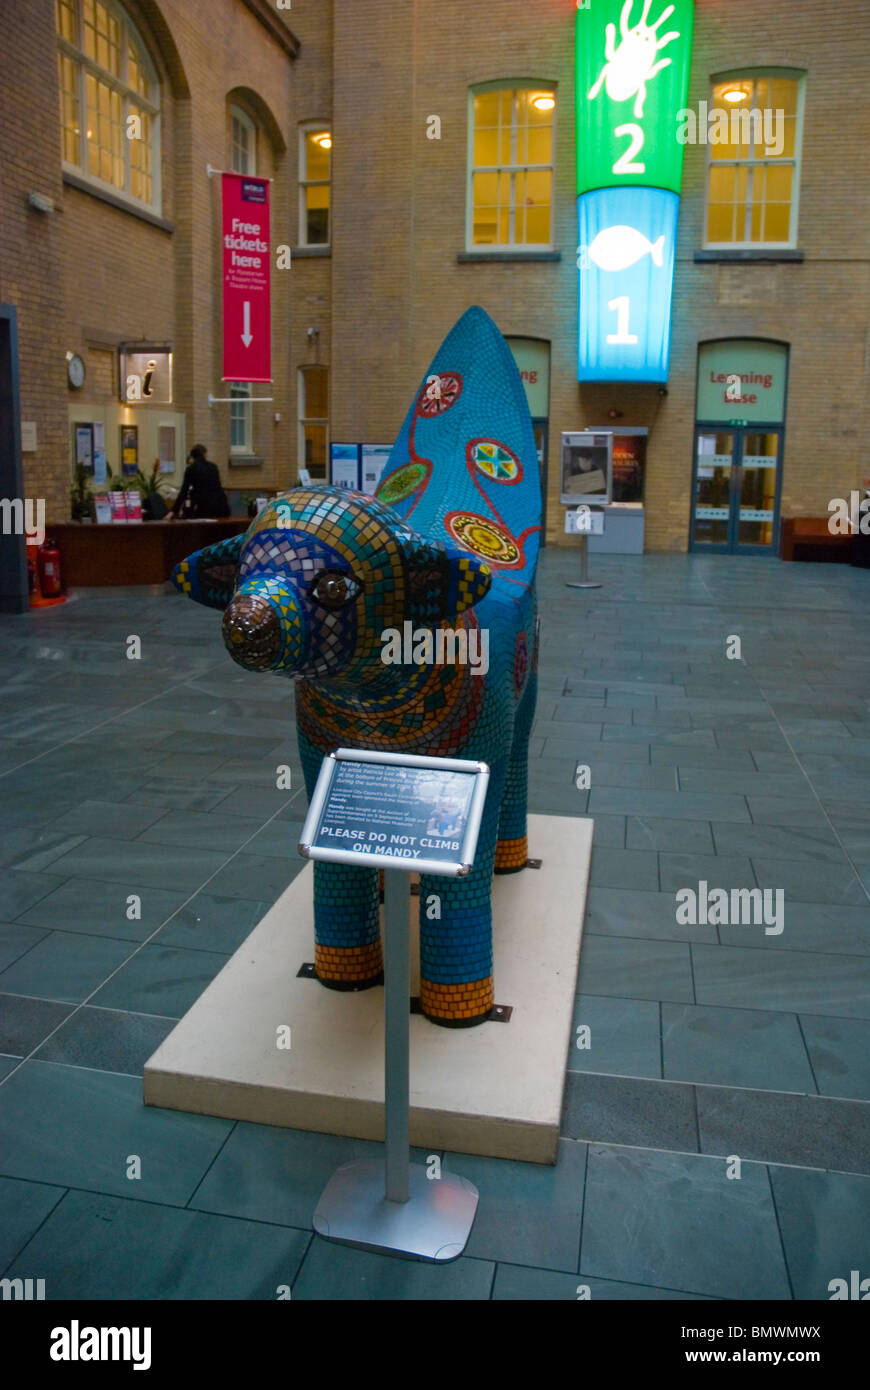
[495,660,537,874]
[298,726,383,990]
[417,762,505,1027]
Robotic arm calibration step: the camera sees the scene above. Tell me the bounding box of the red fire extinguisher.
[27,547,38,595]
[37,539,63,598]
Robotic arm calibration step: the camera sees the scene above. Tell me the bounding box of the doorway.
[690,424,783,554]
[0,304,28,613]
[532,417,548,547]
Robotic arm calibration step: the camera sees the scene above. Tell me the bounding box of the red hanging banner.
[221,172,271,383]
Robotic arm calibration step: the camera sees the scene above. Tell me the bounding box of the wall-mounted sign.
[504,337,551,418]
[575,0,694,382]
[120,424,139,475]
[222,173,271,383]
[120,347,173,404]
[330,443,360,490]
[590,425,647,503]
[696,340,788,423]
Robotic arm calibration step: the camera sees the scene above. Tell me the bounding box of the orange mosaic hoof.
[315,940,384,991]
[494,834,527,874]
[420,975,494,1027]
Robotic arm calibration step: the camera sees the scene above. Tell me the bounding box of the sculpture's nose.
[222,589,303,672]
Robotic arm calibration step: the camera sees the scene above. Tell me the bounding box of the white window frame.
[466,80,556,253]
[230,104,257,178]
[704,69,806,251]
[57,0,162,214]
[299,121,331,248]
[298,366,329,479]
[230,382,253,455]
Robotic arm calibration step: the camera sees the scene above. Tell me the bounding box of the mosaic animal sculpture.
[172,306,541,1025]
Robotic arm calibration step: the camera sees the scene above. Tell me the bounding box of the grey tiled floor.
[1,552,869,1300]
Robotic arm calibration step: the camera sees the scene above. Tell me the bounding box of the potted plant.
[128,459,170,520]
[70,464,96,522]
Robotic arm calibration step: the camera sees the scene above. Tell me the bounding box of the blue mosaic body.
[172,306,541,1025]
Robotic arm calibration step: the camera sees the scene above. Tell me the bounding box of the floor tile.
[27,837,227,892]
[711,821,843,863]
[0,994,76,1056]
[46,800,170,841]
[0,1174,66,1273]
[89,944,230,1017]
[492,1263,716,1300]
[570,995,662,1078]
[0,932,133,1004]
[0,1060,232,1204]
[4,1188,309,1299]
[583,887,718,944]
[751,856,866,907]
[562,1073,697,1150]
[292,1239,493,1300]
[443,1140,586,1272]
[662,1003,815,1092]
[659,852,756,894]
[717,902,870,956]
[152,893,267,954]
[17,879,186,943]
[696,1085,870,1173]
[137,809,262,853]
[577,936,695,1002]
[626,817,714,853]
[580,1145,789,1300]
[589,788,751,823]
[590,847,659,891]
[692,943,870,1019]
[0,922,50,971]
[34,1006,176,1076]
[798,1014,870,1101]
[0,872,65,922]
[769,1167,870,1300]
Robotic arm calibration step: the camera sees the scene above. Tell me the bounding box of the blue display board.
[577,186,678,383]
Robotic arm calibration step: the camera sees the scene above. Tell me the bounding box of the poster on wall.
[93,422,107,486]
[120,425,139,476]
[330,443,360,490]
[361,444,393,495]
[222,173,272,383]
[588,427,647,503]
[75,424,94,472]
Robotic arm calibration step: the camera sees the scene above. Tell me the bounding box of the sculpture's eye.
[309,570,361,609]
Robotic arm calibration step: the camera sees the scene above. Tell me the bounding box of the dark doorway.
[0,304,28,613]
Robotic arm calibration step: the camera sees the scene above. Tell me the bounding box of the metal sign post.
[565,504,603,589]
[300,748,489,1261]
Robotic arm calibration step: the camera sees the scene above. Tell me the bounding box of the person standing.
[169,445,231,519]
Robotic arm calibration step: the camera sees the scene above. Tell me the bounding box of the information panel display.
[300,749,490,877]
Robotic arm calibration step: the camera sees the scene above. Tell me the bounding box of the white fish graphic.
[587,225,665,272]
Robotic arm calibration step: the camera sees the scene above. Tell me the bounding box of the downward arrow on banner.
[241,302,253,348]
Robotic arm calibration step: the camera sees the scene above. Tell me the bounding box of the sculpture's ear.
[407,541,491,621]
[171,531,245,611]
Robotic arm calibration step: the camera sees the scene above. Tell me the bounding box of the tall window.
[300,125,331,246]
[468,84,555,249]
[298,367,328,479]
[229,104,258,452]
[705,73,804,247]
[56,0,161,210]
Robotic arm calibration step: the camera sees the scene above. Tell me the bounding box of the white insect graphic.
[588,0,681,119]
[587,224,665,272]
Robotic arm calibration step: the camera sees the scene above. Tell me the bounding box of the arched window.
[468,83,556,250]
[56,0,161,210]
[705,71,805,247]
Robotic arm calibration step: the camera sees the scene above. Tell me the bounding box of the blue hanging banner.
[577,186,678,383]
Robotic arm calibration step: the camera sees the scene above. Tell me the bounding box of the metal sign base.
[566,532,601,589]
[313,1159,479,1262]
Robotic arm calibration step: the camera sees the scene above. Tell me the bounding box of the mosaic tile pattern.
[171,306,541,1025]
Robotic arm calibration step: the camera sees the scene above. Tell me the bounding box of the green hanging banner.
[576,0,695,196]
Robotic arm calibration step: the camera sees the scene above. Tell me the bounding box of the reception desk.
[52,519,250,587]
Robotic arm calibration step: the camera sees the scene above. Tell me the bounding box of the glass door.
[736,430,780,552]
[691,430,735,550]
[691,426,782,554]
